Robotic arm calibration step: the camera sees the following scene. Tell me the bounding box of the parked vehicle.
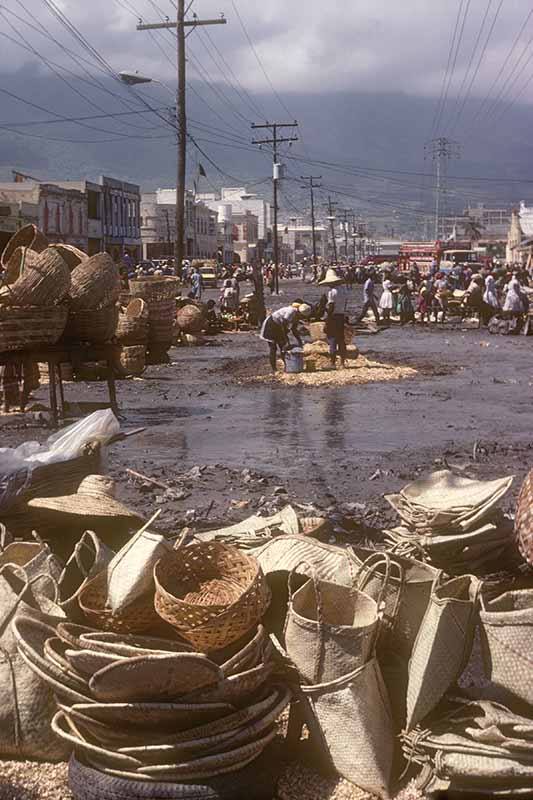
[199,265,218,288]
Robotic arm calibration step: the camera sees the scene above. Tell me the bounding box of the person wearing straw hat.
[319,268,349,368]
[260,302,313,373]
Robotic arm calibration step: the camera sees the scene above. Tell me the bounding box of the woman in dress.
[378,275,394,323]
[503,273,525,317]
[483,274,500,312]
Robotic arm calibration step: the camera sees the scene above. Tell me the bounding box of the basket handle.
[351,550,405,644]
[285,559,328,685]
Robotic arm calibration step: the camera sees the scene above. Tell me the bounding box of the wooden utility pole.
[137,11,226,273]
[252,122,298,294]
[341,209,352,261]
[301,175,321,279]
[326,197,338,263]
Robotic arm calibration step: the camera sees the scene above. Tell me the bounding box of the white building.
[141,189,217,261]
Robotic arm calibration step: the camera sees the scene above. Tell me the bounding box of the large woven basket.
[64,304,118,344]
[176,304,206,334]
[130,276,179,303]
[70,254,119,310]
[116,299,149,345]
[48,244,88,271]
[0,247,71,307]
[130,277,178,347]
[515,469,533,567]
[117,345,146,377]
[154,543,270,652]
[1,224,48,267]
[0,304,68,352]
[78,571,162,635]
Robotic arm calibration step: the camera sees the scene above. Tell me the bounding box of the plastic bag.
[28,409,119,465]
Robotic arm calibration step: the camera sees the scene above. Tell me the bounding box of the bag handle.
[285,559,326,685]
[351,550,405,646]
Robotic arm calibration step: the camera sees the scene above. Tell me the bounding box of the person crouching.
[260,302,312,373]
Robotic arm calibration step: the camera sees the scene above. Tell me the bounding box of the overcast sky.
[3,0,533,104]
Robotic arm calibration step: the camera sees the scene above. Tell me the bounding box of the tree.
[463,216,484,242]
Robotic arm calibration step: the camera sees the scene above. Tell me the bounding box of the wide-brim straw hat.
[319,268,344,286]
[28,475,141,521]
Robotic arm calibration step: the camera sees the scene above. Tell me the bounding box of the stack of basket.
[12,538,288,797]
[115,298,148,377]
[129,276,178,362]
[64,254,120,344]
[0,224,72,352]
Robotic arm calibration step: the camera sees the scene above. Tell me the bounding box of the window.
[88,191,100,220]
[0,206,10,217]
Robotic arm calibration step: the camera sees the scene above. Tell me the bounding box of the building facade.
[141,189,217,261]
[278,222,328,263]
[99,176,141,263]
[232,210,259,264]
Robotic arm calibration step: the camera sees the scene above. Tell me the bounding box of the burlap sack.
[406,574,480,730]
[283,564,379,684]
[302,658,393,799]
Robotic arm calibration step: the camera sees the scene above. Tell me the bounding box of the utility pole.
[340,209,352,261]
[425,137,461,241]
[137,9,226,273]
[301,175,321,279]
[164,208,172,256]
[252,122,299,294]
[326,197,338,263]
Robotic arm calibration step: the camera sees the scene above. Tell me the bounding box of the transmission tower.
[425,138,461,240]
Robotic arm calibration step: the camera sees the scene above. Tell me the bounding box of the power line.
[434,0,473,136]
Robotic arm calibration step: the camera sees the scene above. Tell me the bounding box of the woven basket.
[48,244,88,271]
[130,276,179,303]
[515,469,533,567]
[78,571,162,635]
[130,277,178,347]
[65,303,118,344]
[1,224,48,267]
[0,304,68,352]
[0,247,71,307]
[176,304,206,334]
[117,345,146,377]
[70,254,119,310]
[116,299,149,345]
[154,543,271,652]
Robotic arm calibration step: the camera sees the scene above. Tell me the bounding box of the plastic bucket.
[285,349,304,374]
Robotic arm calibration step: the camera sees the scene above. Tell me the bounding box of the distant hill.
[1,64,533,220]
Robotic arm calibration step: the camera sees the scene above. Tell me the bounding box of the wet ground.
[2,279,533,532]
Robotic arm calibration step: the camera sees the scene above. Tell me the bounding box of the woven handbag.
[154,542,270,652]
[0,565,68,761]
[480,588,533,709]
[58,532,115,622]
[405,573,481,730]
[283,562,379,684]
[302,658,394,800]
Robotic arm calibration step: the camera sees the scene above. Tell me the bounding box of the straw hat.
[319,268,344,286]
[28,475,141,521]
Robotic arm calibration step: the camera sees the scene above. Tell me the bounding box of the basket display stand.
[0,343,121,425]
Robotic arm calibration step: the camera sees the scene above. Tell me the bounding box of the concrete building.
[0,195,38,255]
[99,176,141,262]
[0,180,87,252]
[47,179,103,255]
[199,187,272,251]
[141,189,217,261]
[278,222,328,263]
[217,204,234,265]
[232,210,259,264]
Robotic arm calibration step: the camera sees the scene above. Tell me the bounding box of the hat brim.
[319,277,344,286]
[28,495,141,520]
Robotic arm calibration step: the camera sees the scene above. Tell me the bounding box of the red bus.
[398,241,474,272]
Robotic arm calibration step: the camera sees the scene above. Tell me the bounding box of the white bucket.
[285,349,304,374]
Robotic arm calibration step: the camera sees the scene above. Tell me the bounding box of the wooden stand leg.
[57,363,66,418]
[48,360,58,426]
[107,360,119,417]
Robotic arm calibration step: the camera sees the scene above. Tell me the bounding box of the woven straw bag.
[154,542,270,651]
[283,563,379,684]
[515,469,533,567]
[117,345,146,377]
[0,539,62,598]
[302,658,394,799]
[47,244,87,271]
[58,532,115,622]
[0,305,68,352]
[64,303,119,343]
[480,588,533,708]
[116,299,149,345]
[0,566,68,761]
[78,570,163,635]
[69,253,119,310]
[1,224,48,267]
[106,525,172,614]
[0,247,71,307]
[405,573,481,730]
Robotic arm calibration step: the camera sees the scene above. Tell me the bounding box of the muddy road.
[2,279,533,532]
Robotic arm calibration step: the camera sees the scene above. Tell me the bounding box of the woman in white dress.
[483,274,499,310]
[503,274,525,316]
[379,278,394,322]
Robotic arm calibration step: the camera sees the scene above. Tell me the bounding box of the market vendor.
[260,302,312,373]
[320,268,349,368]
